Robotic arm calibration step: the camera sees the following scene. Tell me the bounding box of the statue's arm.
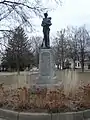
[41,21,46,26]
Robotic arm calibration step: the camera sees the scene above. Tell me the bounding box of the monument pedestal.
[37,48,56,84]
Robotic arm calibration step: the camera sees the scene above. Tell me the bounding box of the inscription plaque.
[40,52,50,76]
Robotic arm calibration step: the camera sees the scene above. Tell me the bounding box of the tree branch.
[0,0,46,11]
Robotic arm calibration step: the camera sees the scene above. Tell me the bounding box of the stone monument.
[38,13,56,85]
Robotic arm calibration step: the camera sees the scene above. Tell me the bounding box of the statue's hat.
[44,13,48,17]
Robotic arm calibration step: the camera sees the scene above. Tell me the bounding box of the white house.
[70,59,90,70]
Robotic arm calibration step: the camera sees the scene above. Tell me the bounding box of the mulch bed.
[0,83,90,113]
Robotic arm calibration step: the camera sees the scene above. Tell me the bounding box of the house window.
[75,63,77,66]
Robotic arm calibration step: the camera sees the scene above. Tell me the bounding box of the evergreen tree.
[2,26,34,73]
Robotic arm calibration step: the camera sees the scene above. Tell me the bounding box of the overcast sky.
[31,0,90,37]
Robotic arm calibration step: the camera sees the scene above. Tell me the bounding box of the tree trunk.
[81,58,84,72]
[81,49,84,72]
[61,61,64,70]
[73,59,75,71]
[16,54,20,75]
[61,45,64,69]
[61,34,64,70]
[57,64,59,69]
[36,52,39,68]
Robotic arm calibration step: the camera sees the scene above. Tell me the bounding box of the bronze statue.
[41,13,52,48]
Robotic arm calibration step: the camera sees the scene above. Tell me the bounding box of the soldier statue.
[41,13,52,48]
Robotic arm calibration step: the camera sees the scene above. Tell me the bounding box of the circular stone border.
[0,108,90,120]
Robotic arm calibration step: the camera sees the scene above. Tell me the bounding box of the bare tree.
[30,36,42,68]
[53,26,90,71]
[0,0,47,37]
[76,26,90,72]
[53,29,67,69]
[53,37,61,69]
[0,0,61,30]
[65,27,79,70]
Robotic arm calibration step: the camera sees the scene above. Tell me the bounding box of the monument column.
[37,13,56,85]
